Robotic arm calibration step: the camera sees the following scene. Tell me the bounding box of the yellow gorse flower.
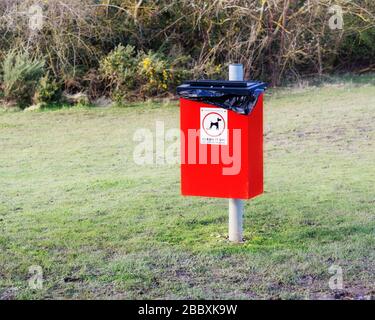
[214,64,222,74]
[163,70,169,80]
[142,57,152,70]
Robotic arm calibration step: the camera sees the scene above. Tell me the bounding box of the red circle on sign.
[202,112,226,137]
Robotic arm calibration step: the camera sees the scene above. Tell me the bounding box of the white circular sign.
[202,112,226,137]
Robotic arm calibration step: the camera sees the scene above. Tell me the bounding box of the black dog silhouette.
[208,118,222,130]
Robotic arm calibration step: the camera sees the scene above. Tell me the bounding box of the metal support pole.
[228,63,244,243]
[229,199,244,242]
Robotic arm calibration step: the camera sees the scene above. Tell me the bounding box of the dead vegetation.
[0,0,374,104]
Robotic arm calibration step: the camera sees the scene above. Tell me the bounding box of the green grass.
[0,77,374,300]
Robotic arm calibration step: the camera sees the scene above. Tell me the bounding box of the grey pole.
[228,64,244,243]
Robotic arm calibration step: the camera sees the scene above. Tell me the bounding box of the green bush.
[138,51,173,95]
[99,45,139,91]
[338,26,375,68]
[34,73,62,105]
[100,44,191,101]
[1,50,45,108]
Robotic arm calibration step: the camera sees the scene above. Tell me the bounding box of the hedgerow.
[0,0,374,107]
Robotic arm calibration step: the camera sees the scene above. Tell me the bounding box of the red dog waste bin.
[177,80,266,200]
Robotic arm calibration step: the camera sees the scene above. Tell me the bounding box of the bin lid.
[177,80,267,96]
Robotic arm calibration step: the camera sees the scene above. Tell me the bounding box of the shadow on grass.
[152,189,374,256]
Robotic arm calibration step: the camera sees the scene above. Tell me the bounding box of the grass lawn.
[0,76,374,300]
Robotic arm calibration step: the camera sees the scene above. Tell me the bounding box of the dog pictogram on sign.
[200,108,228,145]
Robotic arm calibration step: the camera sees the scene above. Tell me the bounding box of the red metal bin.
[177,80,266,200]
